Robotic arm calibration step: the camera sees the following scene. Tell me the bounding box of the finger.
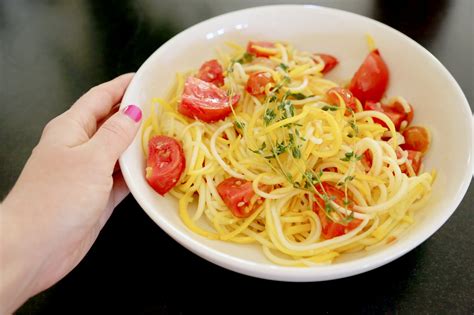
[88,104,142,172]
[98,171,130,229]
[41,73,134,146]
[97,103,121,129]
[68,73,134,136]
[111,171,130,208]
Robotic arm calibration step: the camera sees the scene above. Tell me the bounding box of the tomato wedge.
[327,87,357,112]
[217,177,265,218]
[312,183,362,239]
[146,135,186,195]
[197,59,224,87]
[349,49,389,103]
[246,41,276,58]
[401,126,430,154]
[246,72,274,96]
[400,150,422,176]
[179,77,240,123]
[313,53,339,74]
[393,100,414,127]
[364,101,414,131]
[364,149,422,176]
[361,150,373,170]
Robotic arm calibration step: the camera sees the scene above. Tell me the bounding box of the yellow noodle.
[142,39,435,267]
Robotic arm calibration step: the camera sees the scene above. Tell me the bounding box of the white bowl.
[119,5,473,281]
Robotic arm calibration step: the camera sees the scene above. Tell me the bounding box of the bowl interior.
[119,5,472,281]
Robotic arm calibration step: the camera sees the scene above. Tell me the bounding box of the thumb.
[89,104,142,170]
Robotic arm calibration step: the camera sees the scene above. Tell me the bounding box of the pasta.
[141,39,434,266]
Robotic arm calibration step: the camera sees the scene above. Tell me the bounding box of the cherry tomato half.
[364,101,414,131]
[246,41,276,58]
[312,183,362,239]
[364,149,422,176]
[313,53,339,74]
[401,126,430,154]
[197,59,225,87]
[246,72,274,96]
[349,49,389,103]
[327,87,358,112]
[400,150,422,176]
[179,77,240,123]
[217,177,265,218]
[146,135,186,195]
[361,150,373,170]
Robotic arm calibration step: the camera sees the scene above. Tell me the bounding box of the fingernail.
[123,105,142,122]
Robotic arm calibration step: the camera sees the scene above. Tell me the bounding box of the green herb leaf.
[263,108,276,125]
[290,93,311,100]
[325,203,333,213]
[234,120,245,129]
[340,151,362,162]
[237,52,254,64]
[279,63,289,71]
[340,211,355,224]
[278,100,295,119]
[275,141,288,155]
[271,76,290,94]
[303,170,322,189]
[337,175,355,186]
[250,142,266,155]
[349,121,359,135]
[265,141,288,159]
[321,105,339,111]
[268,94,278,103]
[288,132,295,145]
[340,152,353,162]
[295,129,306,141]
[323,194,336,202]
[291,146,302,159]
[343,198,351,207]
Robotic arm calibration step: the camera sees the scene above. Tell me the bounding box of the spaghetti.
[141,39,434,266]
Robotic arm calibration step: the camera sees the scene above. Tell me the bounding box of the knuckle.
[100,119,131,160]
[88,85,115,105]
[41,115,62,136]
[102,119,129,140]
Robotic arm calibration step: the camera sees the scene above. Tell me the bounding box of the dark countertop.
[1,1,473,314]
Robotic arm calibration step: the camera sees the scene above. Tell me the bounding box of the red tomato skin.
[364,101,407,131]
[246,72,274,96]
[392,101,414,127]
[146,136,186,195]
[246,41,276,58]
[197,59,225,86]
[217,177,263,218]
[313,53,339,74]
[349,49,389,103]
[179,77,240,123]
[401,126,430,154]
[312,183,361,239]
[366,148,423,176]
[361,150,373,170]
[400,150,422,175]
[327,87,357,112]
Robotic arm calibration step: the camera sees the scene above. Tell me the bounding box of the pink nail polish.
[123,105,142,122]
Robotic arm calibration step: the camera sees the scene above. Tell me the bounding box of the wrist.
[0,202,40,314]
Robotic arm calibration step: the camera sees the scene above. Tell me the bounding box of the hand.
[0,73,142,313]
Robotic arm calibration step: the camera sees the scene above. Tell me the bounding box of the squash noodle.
[142,41,434,266]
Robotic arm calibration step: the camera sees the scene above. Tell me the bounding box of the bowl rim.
[119,4,473,282]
